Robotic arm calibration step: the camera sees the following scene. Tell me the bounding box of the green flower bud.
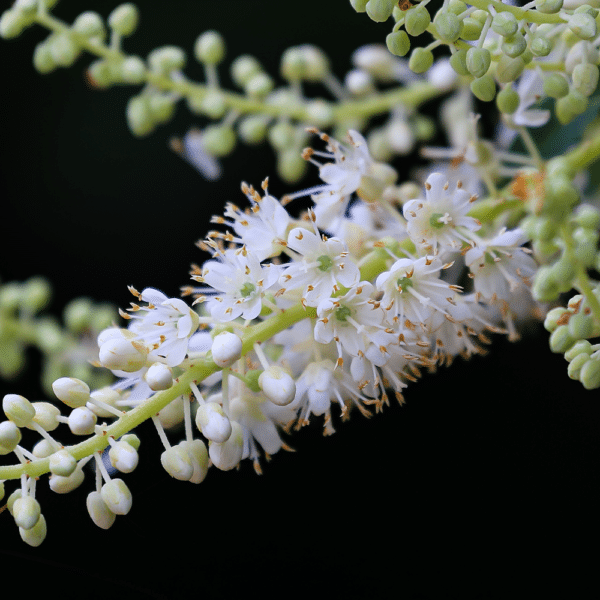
[3,394,35,427]
[433,11,463,43]
[120,56,146,84]
[244,72,274,98]
[496,85,520,114]
[21,277,51,314]
[573,227,599,266]
[277,148,308,183]
[230,55,262,88]
[466,47,491,78]
[0,9,28,40]
[409,47,434,73]
[543,73,569,98]
[148,46,186,74]
[568,311,594,339]
[461,17,485,41]
[470,74,496,102]
[556,89,589,125]
[533,266,560,302]
[574,204,600,230]
[413,115,436,141]
[567,352,591,379]
[0,420,21,455]
[87,60,114,89]
[536,0,564,13]
[48,33,81,67]
[502,33,527,58]
[366,0,395,22]
[549,325,576,354]
[572,63,599,97]
[196,90,227,119]
[33,43,56,74]
[63,298,92,333]
[404,5,431,37]
[550,256,577,292]
[449,48,470,76]
[147,94,176,124]
[580,356,600,389]
[386,30,410,57]
[238,115,269,145]
[565,339,594,362]
[350,0,369,12]
[126,95,155,137]
[73,11,106,39]
[569,13,597,40]
[531,36,553,57]
[201,125,236,157]
[496,54,525,83]
[574,4,599,17]
[0,341,25,379]
[268,121,296,150]
[194,30,225,65]
[448,0,467,15]
[305,100,335,128]
[108,3,139,37]
[491,12,518,37]
[544,307,570,333]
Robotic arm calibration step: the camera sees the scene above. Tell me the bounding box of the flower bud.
[180,439,209,484]
[495,55,525,84]
[108,3,139,37]
[404,5,431,36]
[0,9,29,40]
[259,366,296,406]
[556,89,589,125]
[409,47,434,73]
[531,36,553,57]
[277,149,308,183]
[126,95,154,137]
[230,55,262,87]
[449,48,469,76]
[87,491,116,530]
[496,85,520,114]
[533,266,560,303]
[574,204,600,230]
[67,407,97,435]
[366,0,395,22]
[386,30,410,57]
[201,125,236,157]
[344,69,374,96]
[466,48,491,79]
[433,12,463,44]
[245,72,275,98]
[73,11,106,39]
[536,0,564,12]
[502,33,527,58]
[52,377,91,408]
[549,325,576,354]
[33,42,56,74]
[157,396,185,429]
[101,479,132,515]
[568,352,590,379]
[19,514,47,547]
[580,356,600,389]
[3,394,35,427]
[209,421,244,471]
[48,33,80,67]
[148,46,186,74]
[568,312,594,339]
[238,115,269,144]
[89,388,122,418]
[13,496,41,530]
[566,339,594,362]
[196,402,232,443]
[99,336,148,372]
[0,420,21,455]
[161,443,193,481]
[543,73,569,99]
[109,440,139,473]
[350,0,369,11]
[145,362,173,391]
[32,439,55,459]
[470,75,496,102]
[211,331,243,368]
[491,12,518,37]
[572,63,599,97]
[120,56,146,84]
[49,449,78,477]
[573,227,599,267]
[569,13,597,40]
[194,30,226,64]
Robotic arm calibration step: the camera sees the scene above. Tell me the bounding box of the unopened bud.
[13,496,41,530]
[209,421,243,471]
[161,443,194,481]
[52,377,91,408]
[19,514,47,547]
[108,3,139,37]
[196,401,232,443]
[99,336,148,372]
[211,331,243,368]
[49,449,77,477]
[259,366,296,406]
[3,394,35,427]
[0,420,21,455]
[145,362,173,391]
[109,440,139,473]
[67,407,97,435]
[101,479,132,515]
[194,30,225,65]
[87,491,116,529]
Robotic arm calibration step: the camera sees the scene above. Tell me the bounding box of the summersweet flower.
[280,224,359,307]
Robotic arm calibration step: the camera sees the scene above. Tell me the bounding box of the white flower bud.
[89,388,121,418]
[52,377,91,408]
[99,337,148,372]
[180,439,209,484]
[3,394,35,427]
[97,326,125,348]
[345,69,375,96]
[194,30,226,64]
[49,468,85,494]
[13,496,41,530]
[19,514,47,547]
[157,396,185,429]
[108,3,139,37]
[101,479,132,515]
[387,120,416,155]
[27,402,61,431]
[67,407,97,435]
[144,362,173,391]
[49,449,77,477]
[86,491,116,530]
[209,421,243,471]
[259,366,296,406]
[161,444,194,481]
[195,402,232,443]
[109,440,139,473]
[32,439,55,458]
[211,331,243,368]
[0,420,21,454]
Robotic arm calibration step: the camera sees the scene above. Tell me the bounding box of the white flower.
[280,225,359,307]
[376,256,460,326]
[123,288,200,367]
[194,247,280,321]
[403,172,481,253]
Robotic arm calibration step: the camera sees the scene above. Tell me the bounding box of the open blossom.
[193,247,280,321]
[280,225,359,307]
[123,288,200,367]
[403,173,481,253]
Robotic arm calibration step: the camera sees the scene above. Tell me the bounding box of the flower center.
[429,213,446,229]
[335,305,352,322]
[240,282,256,297]
[317,254,334,272]
[396,276,413,292]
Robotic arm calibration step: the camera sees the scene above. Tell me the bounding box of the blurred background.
[1,1,599,597]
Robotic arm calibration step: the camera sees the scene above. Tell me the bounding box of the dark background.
[1,1,599,598]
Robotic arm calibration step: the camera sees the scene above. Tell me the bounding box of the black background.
[1,1,600,598]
